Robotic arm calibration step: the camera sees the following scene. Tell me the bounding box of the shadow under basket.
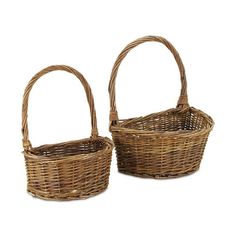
[111,107,213,178]
[24,137,113,200]
[108,36,214,179]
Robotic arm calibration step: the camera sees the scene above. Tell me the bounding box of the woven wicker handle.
[22,65,98,150]
[109,35,189,124]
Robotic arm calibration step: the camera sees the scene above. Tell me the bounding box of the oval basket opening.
[30,138,110,158]
[120,107,213,133]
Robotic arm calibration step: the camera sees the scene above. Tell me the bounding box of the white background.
[0,0,235,235]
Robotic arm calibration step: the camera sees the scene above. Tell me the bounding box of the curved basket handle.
[109,35,189,125]
[22,65,98,151]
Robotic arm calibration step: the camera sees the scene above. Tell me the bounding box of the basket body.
[108,36,214,179]
[22,65,113,200]
[111,108,213,178]
[24,138,113,200]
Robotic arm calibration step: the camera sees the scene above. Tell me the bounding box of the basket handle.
[109,35,189,124]
[22,65,98,151]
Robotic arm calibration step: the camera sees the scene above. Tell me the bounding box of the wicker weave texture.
[22,65,113,200]
[109,36,214,178]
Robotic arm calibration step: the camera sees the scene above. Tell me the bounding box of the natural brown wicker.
[109,36,214,179]
[22,65,113,200]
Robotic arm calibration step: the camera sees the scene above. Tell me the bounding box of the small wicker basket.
[109,36,214,179]
[22,65,113,200]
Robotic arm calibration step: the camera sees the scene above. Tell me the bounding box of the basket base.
[118,168,199,179]
[27,185,109,201]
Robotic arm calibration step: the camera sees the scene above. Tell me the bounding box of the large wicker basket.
[22,65,113,200]
[109,36,214,179]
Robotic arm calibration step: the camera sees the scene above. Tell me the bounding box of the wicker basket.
[22,65,113,200]
[109,36,214,179]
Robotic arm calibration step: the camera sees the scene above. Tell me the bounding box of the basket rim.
[23,136,114,162]
[110,107,214,138]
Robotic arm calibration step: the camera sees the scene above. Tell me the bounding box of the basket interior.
[31,138,108,158]
[121,108,212,132]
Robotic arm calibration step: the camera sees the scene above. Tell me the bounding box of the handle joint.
[110,110,118,122]
[177,95,189,108]
[23,140,32,151]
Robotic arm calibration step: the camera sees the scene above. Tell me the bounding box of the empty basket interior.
[30,138,109,158]
[121,108,212,132]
